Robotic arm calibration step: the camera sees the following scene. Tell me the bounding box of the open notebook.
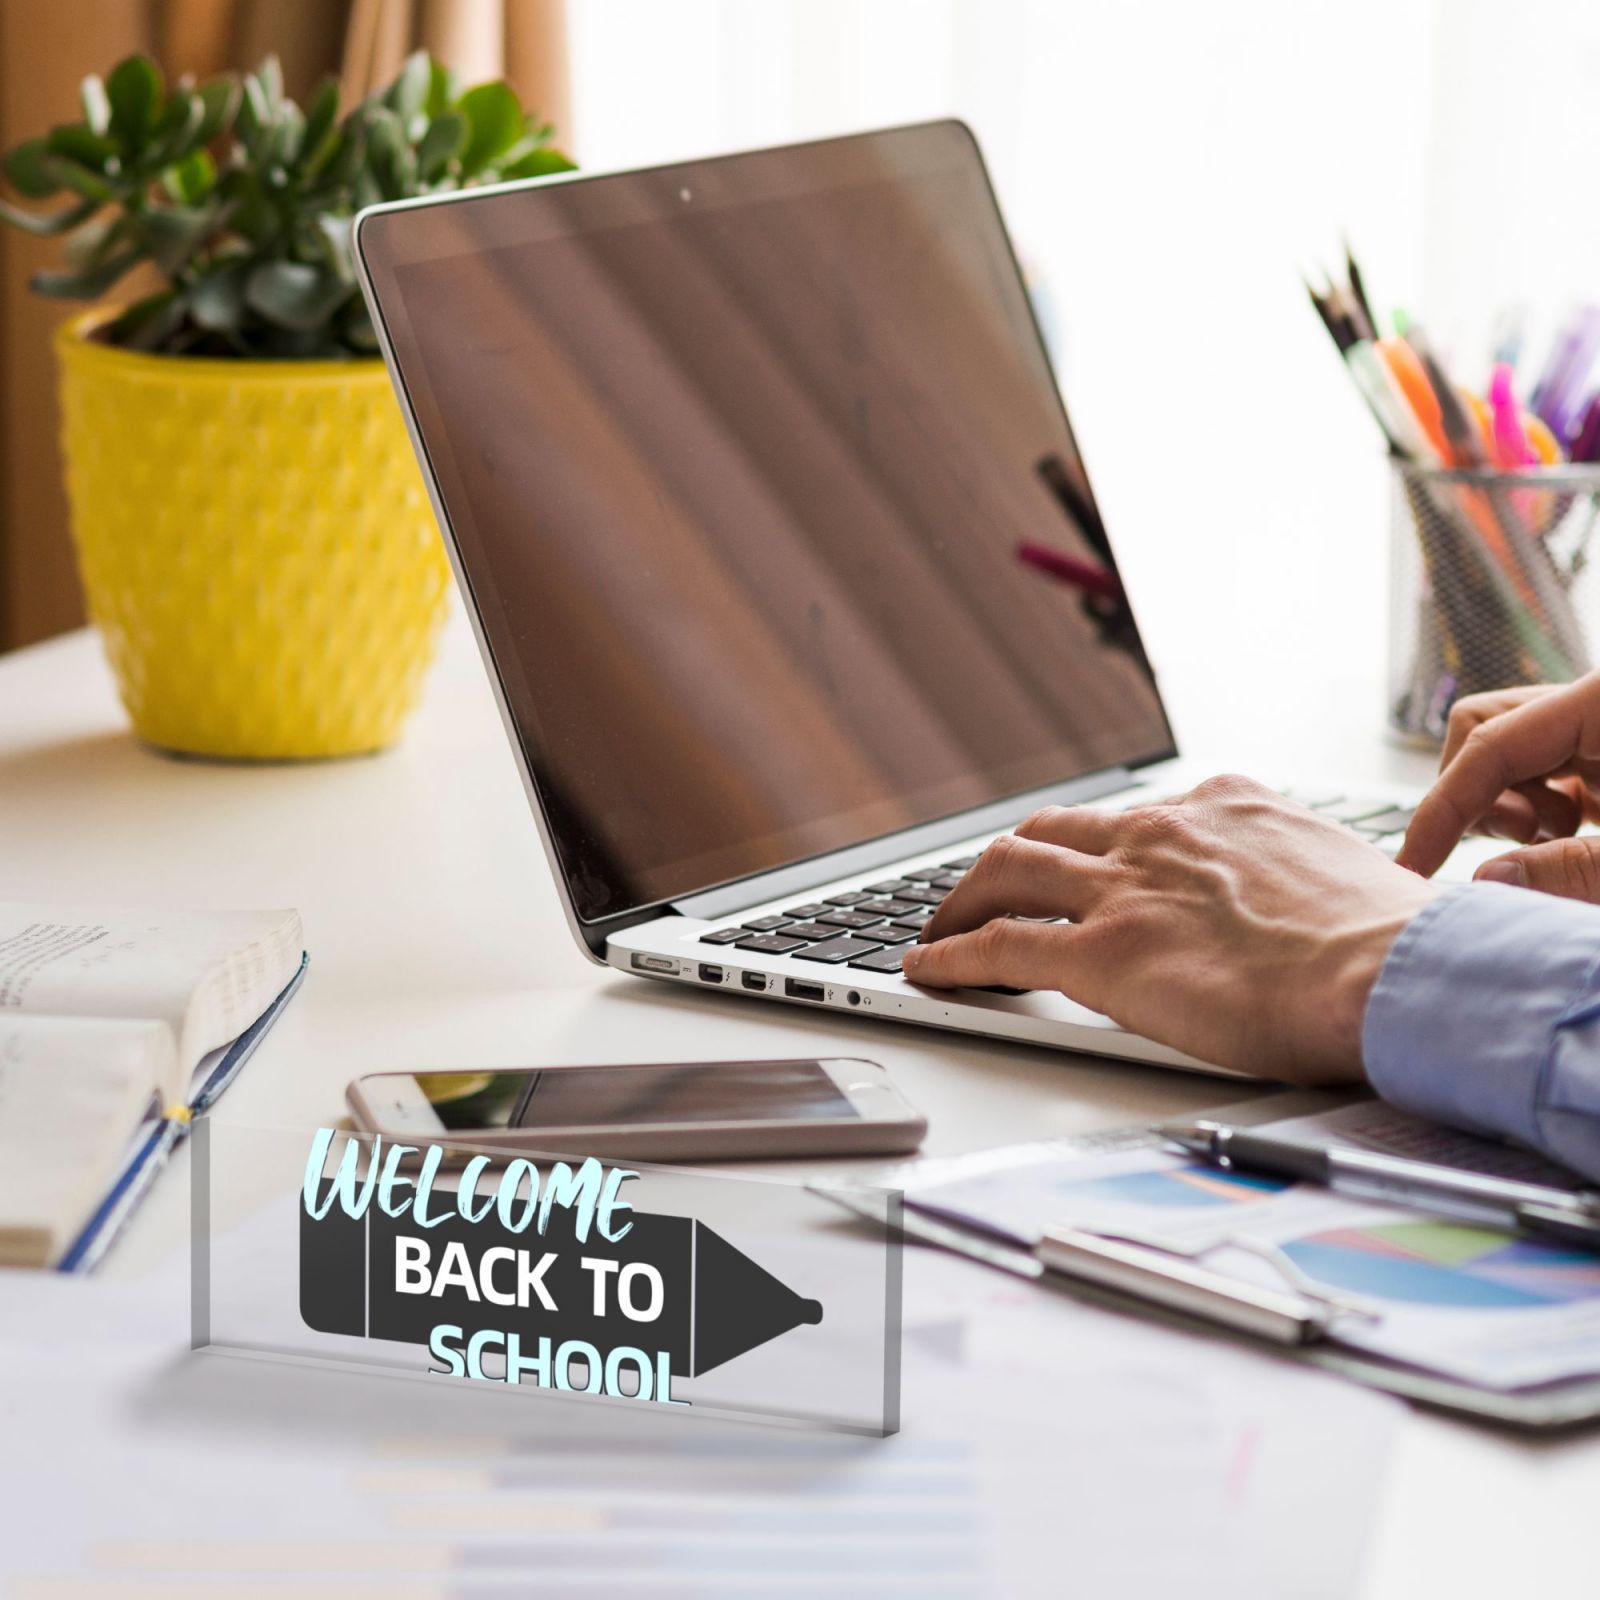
[0,906,306,1270]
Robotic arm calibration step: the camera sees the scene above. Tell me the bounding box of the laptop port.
[785,978,826,1002]
[631,953,679,975]
[698,963,725,984]
[741,972,768,992]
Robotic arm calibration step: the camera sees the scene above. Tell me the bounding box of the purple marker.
[1532,311,1583,420]
[1538,307,1600,444]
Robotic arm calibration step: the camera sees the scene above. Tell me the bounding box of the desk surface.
[2,612,1594,1597]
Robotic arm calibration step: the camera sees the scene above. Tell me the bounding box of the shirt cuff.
[1361,881,1600,1147]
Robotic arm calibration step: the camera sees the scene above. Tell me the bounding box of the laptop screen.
[360,123,1173,923]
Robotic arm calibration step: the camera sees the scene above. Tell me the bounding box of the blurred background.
[7,0,1600,757]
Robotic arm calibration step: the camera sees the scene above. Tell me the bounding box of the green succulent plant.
[0,51,574,358]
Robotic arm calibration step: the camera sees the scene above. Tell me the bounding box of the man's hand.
[1397,674,1600,898]
[900,777,1443,1082]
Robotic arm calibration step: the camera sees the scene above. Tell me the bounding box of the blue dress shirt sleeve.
[1362,881,1600,1181]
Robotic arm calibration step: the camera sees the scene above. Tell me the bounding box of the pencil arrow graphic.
[299,1200,823,1378]
[690,1219,824,1375]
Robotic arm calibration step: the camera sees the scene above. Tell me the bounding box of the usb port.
[698,963,725,984]
[741,972,768,992]
[785,978,826,1002]
[631,953,678,975]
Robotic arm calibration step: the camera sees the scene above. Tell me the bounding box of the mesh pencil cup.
[1388,460,1600,747]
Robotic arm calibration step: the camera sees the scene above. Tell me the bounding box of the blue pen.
[57,1108,190,1274]
[56,952,308,1273]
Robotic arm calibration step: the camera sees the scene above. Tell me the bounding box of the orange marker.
[1465,390,1498,460]
[1378,337,1450,461]
[1525,413,1562,464]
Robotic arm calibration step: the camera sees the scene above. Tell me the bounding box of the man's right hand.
[1397,673,1600,898]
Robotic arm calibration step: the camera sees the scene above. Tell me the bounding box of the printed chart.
[1058,1164,1289,1210]
[1284,1222,1600,1311]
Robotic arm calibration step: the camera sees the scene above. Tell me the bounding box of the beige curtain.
[0,0,570,652]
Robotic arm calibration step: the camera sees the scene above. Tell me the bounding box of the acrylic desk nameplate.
[190,1120,902,1437]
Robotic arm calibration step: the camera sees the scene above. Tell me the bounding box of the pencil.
[1344,239,1379,341]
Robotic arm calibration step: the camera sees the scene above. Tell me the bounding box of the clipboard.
[818,1089,1600,1432]
[813,1182,1600,1431]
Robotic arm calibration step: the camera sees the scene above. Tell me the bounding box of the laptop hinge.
[671,767,1143,923]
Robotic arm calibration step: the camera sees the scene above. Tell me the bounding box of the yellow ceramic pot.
[55,310,451,759]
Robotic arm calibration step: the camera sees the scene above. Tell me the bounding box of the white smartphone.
[345,1058,927,1161]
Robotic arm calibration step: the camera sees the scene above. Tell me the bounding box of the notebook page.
[0,906,302,1083]
[0,1016,174,1268]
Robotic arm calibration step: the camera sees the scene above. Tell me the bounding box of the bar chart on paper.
[907,1151,1293,1248]
[1060,1165,1289,1209]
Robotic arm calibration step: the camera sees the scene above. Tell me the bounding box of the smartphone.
[345,1058,927,1161]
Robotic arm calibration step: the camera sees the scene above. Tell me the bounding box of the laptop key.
[931,873,966,890]
[824,892,874,907]
[891,911,934,929]
[700,927,747,945]
[784,902,830,918]
[1282,786,1344,810]
[857,898,920,917]
[942,857,980,870]
[1350,807,1416,836]
[898,886,947,906]
[865,879,915,895]
[871,927,919,944]
[781,921,844,941]
[819,909,887,931]
[794,937,884,964]
[905,867,947,882]
[742,915,796,932]
[735,933,808,954]
[849,946,909,973]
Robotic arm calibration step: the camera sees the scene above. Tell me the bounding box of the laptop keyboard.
[696,867,966,973]
[696,787,1416,981]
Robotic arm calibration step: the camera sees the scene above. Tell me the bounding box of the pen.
[56,955,310,1274]
[1346,340,1432,460]
[1163,1119,1600,1254]
[1036,1224,1324,1345]
[58,1106,191,1274]
[1378,336,1453,460]
[1543,307,1600,443]
[1490,303,1525,376]
[809,1185,1330,1346]
[1488,363,1538,469]
[1572,394,1600,464]
[1343,239,1379,343]
[1531,308,1587,428]
[1016,539,1122,600]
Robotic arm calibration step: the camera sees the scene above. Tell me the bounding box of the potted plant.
[1,53,573,758]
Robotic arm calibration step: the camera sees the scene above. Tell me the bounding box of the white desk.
[2,612,1595,1597]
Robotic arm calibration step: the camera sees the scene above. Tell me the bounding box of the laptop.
[354,121,1446,1078]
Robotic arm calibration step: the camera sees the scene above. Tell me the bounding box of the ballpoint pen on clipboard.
[1163,1118,1600,1254]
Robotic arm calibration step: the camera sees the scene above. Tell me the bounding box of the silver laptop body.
[355,122,1445,1080]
